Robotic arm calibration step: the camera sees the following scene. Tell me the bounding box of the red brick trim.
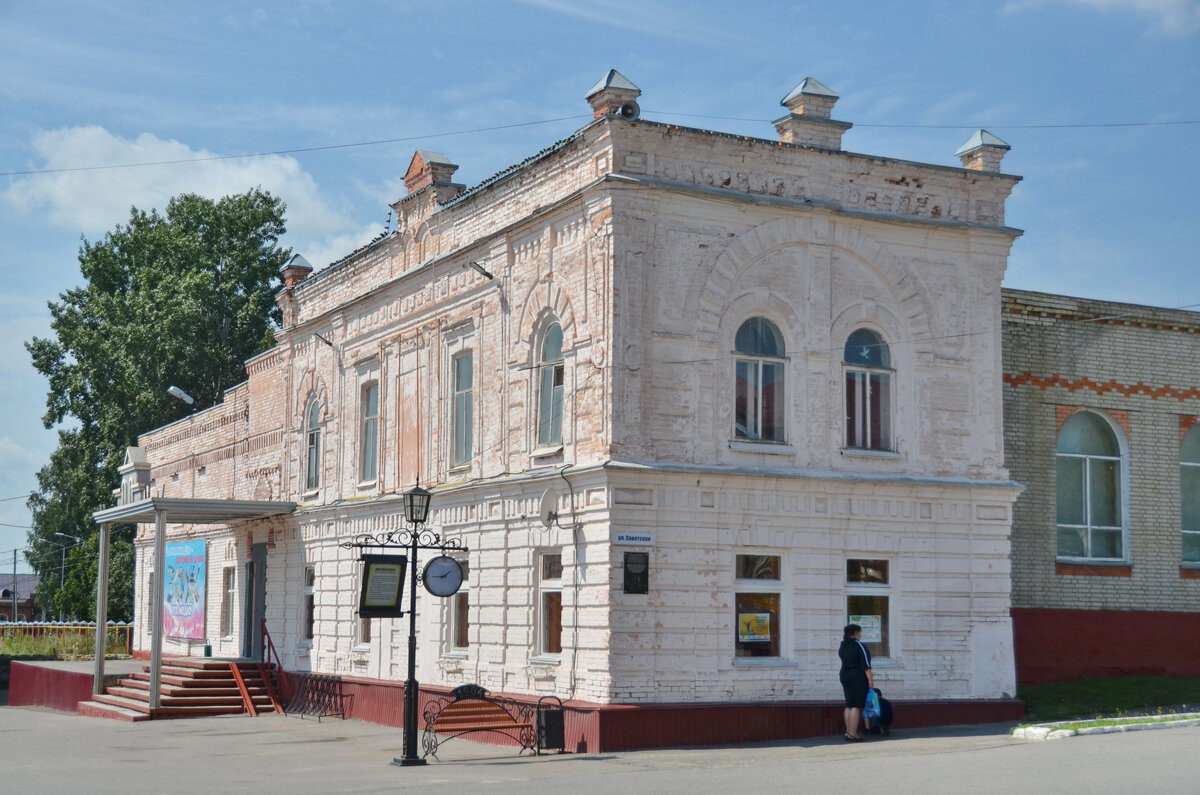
[1056,561,1132,577]
[1004,372,1200,403]
[1183,415,1199,442]
[1052,405,1130,436]
[1181,567,1200,580]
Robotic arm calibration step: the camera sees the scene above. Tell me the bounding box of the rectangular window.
[453,353,473,466]
[1183,460,1200,563]
[452,558,470,649]
[360,383,379,482]
[220,567,235,637]
[734,553,782,658]
[304,566,315,641]
[847,558,891,659]
[538,363,564,447]
[539,552,563,654]
[846,371,892,450]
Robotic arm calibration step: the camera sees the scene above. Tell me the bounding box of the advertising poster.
[164,540,207,639]
[738,612,771,642]
[850,614,882,643]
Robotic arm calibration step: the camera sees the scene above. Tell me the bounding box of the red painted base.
[9,662,95,712]
[1012,607,1200,685]
[325,674,1021,753]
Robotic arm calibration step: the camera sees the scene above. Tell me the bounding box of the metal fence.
[0,620,133,656]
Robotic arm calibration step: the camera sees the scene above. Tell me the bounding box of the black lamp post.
[395,483,432,767]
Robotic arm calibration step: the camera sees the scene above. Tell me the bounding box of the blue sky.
[1,0,1197,569]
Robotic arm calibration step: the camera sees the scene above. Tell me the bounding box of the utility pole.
[11,550,16,621]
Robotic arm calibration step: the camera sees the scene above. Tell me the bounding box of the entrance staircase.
[78,658,281,722]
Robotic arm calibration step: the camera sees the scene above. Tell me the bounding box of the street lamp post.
[340,482,465,767]
[52,534,81,621]
[397,484,432,767]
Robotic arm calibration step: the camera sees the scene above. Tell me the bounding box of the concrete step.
[78,700,151,722]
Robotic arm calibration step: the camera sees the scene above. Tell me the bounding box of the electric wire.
[3,113,1195,178]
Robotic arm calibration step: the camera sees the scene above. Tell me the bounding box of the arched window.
[734,317,786,442]
[305,400,321,491]
[844,329,892,450]
[1056,411,1125,560]
[1182,425,1200,563]
[537,323,564,447]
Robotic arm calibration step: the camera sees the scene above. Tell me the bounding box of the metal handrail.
[260,618,289,700]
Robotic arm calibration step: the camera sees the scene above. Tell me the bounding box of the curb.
[1012,713,1200,741]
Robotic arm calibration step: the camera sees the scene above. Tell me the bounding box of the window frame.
[845,557,892,660]
[537,550,563,657]
[843,328,893,452]
[1181,425,1200,563]
[1055,410,1128,562]
[451,556,470,650]
[359,382,380,484]
[733,551,784,661]
[303,565,316,642]
[452,352,474,467]
[733,317,787,443]
[536,323,565,450]
[219,567,235,639]
[305,400,322,492]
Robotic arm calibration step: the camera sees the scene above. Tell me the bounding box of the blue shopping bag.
[863,688,881,720]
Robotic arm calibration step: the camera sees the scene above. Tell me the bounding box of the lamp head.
[167,385,195,405]
[402,484,432,525]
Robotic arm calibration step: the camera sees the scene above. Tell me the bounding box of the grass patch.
[1018,676,1200,722]
[0,628,129,659]
[1059,714,1198,732]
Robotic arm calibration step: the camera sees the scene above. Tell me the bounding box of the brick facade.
[1002,289,1200,682]
[131,73,1024,710]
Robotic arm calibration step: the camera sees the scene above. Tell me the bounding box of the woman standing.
[839,623,874,741]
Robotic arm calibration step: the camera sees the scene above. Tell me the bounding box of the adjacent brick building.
[123,71,1028,746]
[1003,289,1200,683]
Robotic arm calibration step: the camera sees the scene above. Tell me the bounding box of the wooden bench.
[421,684,536,759]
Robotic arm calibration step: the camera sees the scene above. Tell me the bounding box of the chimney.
[586,69,641,119]
[955,129,1011,173]
[279,253,313,288]
[773,77,852,150]
[404,150,465,201]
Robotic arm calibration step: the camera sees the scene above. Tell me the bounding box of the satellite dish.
[539,488,558,528]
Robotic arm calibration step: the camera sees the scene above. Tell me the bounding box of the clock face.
[422,556,464,597]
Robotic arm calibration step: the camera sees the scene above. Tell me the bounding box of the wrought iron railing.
[0,620,133,655]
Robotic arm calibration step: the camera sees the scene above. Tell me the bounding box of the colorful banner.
[850,614,882,643]
[738,612,771,642]
[164,540,207,639]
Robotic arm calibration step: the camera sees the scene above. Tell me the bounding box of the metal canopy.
[92,497,296,526]
[90,496,296,709]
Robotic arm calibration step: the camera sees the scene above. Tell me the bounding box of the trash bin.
[536,695,564,752]
[203,644,212,657]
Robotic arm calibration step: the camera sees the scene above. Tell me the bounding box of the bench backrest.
[432,698,520,729]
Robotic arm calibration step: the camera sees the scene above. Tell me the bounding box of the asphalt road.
[2,703,1197,794]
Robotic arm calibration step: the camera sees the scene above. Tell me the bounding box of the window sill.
[447,464,471,475]
[531,445,563,459]
[355,481,377,491]
[351,644,371,654]
[1181,566,1200,580]
[1056,560,1132,577]
[729,440,796,454]
[442,651,468,659]
[732,657,797,668]
[528,654,562,666]
[840,448,901,459]
[297,639,313,649]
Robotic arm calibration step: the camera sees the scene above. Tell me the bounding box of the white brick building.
[124,71,1025,746]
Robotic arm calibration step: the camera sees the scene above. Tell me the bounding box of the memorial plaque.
[623,551,649,594]
[358,554,408,617]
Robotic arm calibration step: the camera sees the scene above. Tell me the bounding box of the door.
[242,542,267,659]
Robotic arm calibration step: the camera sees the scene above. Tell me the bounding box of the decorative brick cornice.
[1005,372,1200,402]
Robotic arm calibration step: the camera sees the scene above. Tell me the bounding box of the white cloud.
[3,125,359,246]
[1004,0,1200,34]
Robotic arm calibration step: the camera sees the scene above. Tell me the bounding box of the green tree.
[25,188,290,622]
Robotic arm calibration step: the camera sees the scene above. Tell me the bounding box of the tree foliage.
[25,189,290,621]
